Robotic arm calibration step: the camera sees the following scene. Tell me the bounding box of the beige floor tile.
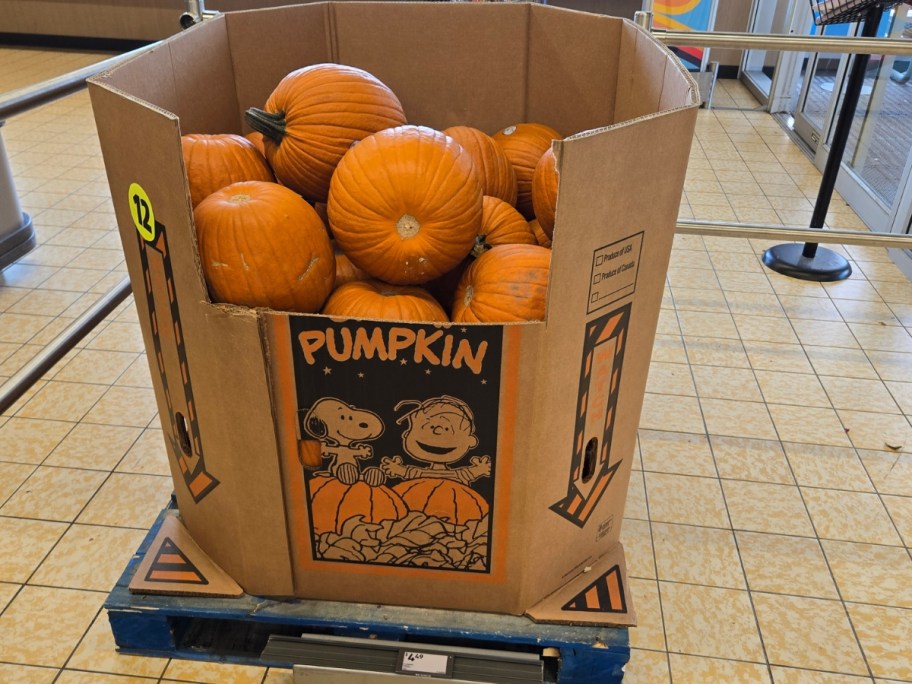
[638,393,705,435]
[0,664,57,683]
[660,582,764,661]
[666,265,718,290]
[711,435,794,484]
[805,346,879,380]
[628,577,666,651]
[847,603,912,681]
[0,312,54,344]
[53,349,139,385]
[771,667,874,683]
[115,428,171,476]
[784,443,874,492]
[0,461,35,504]
[81,386,158,428]
[838,411,912,453]
[753,593,868,675]
[620,518,655,580]
[646,472,730,528]
[77,473,173,529]
[0,516,68,583]
[716,271,774,295]
[881,494,912,546]
[871,279,912,304]
[645,361,696,397]
[0,585,104,667]
[30,523,145,591]
[652,522,745,589]
[778,295,843,322]
[821,377,901,414]
[885,381,912,415]
[656,308,682,336]
[701,398,778,440]
[768,404,853,448]
[677,309,740,339]
[866,350,911,382]
[755,370,831,409]
[0,581,19,611]
[669,654,772,683]
[264,668,296,684]
[56,672,157,683]
[848,322,912,354]
[670,286,730,313]
[833,298,901,326]
[692,365,763,402]
[723,480,815,537]
[624,649,670,684]
[7,288,81,317]
[791,319,860,349]
[744,341,814,374]
[684,336,751,368]
[113,355,155,389]
[84,321,146,353]
[161,658,267,683]
[737,531,838,599]
[0,466,106,522]
[858,451,912,496]
[823,539,912,609]
[15,381,108,423]
[0,417,74,465]
[802,488,902,546]
[625,469,648,521]
[725,292,784,318]
[637,430,717,477]
[43,423,142,471]
[767,273,829,298]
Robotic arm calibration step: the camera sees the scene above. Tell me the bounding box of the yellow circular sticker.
[128,182,156,242]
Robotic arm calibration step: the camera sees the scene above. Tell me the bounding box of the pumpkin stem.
[244,107,286,146]
[396,214,421,239]
[470,235,488,259]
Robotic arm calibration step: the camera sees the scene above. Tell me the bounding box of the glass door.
[741,0,799,106]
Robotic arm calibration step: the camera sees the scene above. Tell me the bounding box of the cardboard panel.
[526,6,621,135]
[225,4,333,125]
[331,2,527,133]
[614,22,671,123]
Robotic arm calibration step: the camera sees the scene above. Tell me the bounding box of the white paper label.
[399,651,451,676]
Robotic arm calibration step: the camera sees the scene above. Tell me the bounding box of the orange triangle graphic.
[561,565,626,613]
[144,536,208,585]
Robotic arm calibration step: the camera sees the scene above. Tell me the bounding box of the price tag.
[396,649,454,678]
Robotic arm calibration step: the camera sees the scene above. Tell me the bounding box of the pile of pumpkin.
[184,62,560,324]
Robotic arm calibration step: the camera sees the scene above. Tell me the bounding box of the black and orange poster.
[278,318,505,574]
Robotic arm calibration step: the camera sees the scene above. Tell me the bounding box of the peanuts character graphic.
[380,395,491,485]
[301,397,386,486]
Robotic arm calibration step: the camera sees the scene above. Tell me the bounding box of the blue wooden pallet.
[105,504,629,683]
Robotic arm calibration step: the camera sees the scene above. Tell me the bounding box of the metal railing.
[2,7,912,417]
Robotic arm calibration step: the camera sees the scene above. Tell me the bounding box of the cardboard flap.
[129,511,244,597]
[525,543,634,627]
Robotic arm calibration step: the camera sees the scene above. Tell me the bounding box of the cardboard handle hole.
[582,437,598,483]
[175,412,192,456]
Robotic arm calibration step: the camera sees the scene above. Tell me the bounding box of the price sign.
[396,649,454,678]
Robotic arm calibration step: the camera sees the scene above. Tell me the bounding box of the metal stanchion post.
[762,3,886,282]
[0,121,35,270]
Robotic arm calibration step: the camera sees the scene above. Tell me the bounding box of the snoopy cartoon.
[380,395,491,485]
[301,397,386,486]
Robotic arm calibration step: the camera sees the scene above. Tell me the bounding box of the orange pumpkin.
[452,244,551,323]
[393,478,489,525]
[328,125,482,285]
[181,133,274,208]
[299,439,323,469]
[473,196,537,257]
[532,147,558,238]
[442,125,517,205]
[333,250,370,288]
[530,219,552,248]
[244,131,266,156]
[245,63,407,202]
[323,279,449,323]
[492,123,560,219]
[195,180,335,312]
[309,476,408,535]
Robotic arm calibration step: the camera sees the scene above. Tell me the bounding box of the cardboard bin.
[87,1,698,626]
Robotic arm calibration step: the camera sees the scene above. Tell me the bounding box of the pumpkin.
[442,125,517,205]
[532,147,558,238]
[393,478,489,525]
[530,219,552,248]
[328,125,482,285]
[245,63,407,202]
[181,133,274,208]
[323,279,449,322]
[309,476,408,535]
[473,196,537,258]
[195,180,335,312]
[333,250,370,288]
[492,123,560,219]
[452,243,551,323]
[299,439,323,469]
[244,131,266,156]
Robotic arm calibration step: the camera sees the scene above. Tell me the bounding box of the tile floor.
[1,47,911,684]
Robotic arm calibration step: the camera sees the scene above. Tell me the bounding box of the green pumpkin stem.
[244,107,286,145]
[470,235,488,259]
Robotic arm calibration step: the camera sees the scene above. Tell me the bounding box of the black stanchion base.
[0,212,35,271]
[762,243,852,282]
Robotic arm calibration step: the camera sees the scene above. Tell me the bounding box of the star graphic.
[400,359,408,365]
[322,366,332,375]
[425,369,432,375]
[358,372,365,379]
[481,379,487,385]
[460,327,468,333]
